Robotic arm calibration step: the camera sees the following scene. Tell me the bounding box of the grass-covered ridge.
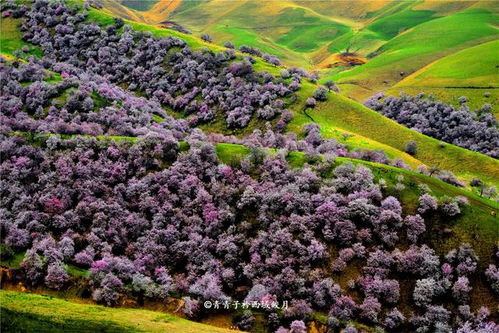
[387,39,499,112]
[330,7,499,100]
[394,40,499,89]
[0,290,236,333]
[288,83,499,187]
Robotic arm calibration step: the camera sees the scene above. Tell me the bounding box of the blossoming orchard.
[0,0,497,332]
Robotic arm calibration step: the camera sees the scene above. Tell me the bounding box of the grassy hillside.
[2,2,498,332]
[329,7,499,101]
[6,130,499,263]
[395,40,499,88]
[0,290,236,333]
[287,83,499,187]
[103,0,499,104]
[3,129,499,321]
[0,17,41,57]
[385,87,498,115]
[2,6,497,188]
[91,9,499,187]
[386,40,499,112]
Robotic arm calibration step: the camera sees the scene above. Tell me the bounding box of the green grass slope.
[0,290,236,333]
[168,1,335,66]
[120,0,158,12]
[387,40,499,112]
[394,40,499,88]
[331,8,499,100]
[0,17,41,57]
[288,83,499,187]
[364,7,436,40]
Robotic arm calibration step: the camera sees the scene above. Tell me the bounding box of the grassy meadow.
[0,290,236,333]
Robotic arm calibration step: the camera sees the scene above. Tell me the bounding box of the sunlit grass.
[0,290,235,333]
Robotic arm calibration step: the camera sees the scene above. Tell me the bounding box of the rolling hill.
[387,39,499,112]
[102,0,499,105]
[329,6,499,102]
[2,2,498,189]
[1,1,498,332]
[104,5,499,188]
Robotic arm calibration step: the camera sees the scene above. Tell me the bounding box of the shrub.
[305,97,317,108]
[359,297,381,323]
[364,93,498,157]
[92,273,123,306]
[313,86,328,101]
[418,194,438,214]
[324,80,339,93]
[384,308,405,329]
[404,140,418,156]
[235,311,254,331]
[21,249,44,285]
[182,297,200,319]
[200,33,212,42]
[413,278,444,306]
[452,276,472,304]
[330,296,357,321]
[485,265,499,294]
[45,262,69,290]
[405,214,426,243]
[289,320,306,333]
[224,41,235,49]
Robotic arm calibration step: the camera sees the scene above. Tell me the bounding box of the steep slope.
[1,2,498,332]
[104,0,499,106]
[288,82,499,187]
[98,8,499,186]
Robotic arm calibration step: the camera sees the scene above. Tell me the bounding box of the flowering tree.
[365,93,499,158]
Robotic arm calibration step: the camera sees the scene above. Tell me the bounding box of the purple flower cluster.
[364,93,498,158]
[10,0,294,129]
[0,58,189,138]
[0,1,497,332]
[0,133,494,331]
